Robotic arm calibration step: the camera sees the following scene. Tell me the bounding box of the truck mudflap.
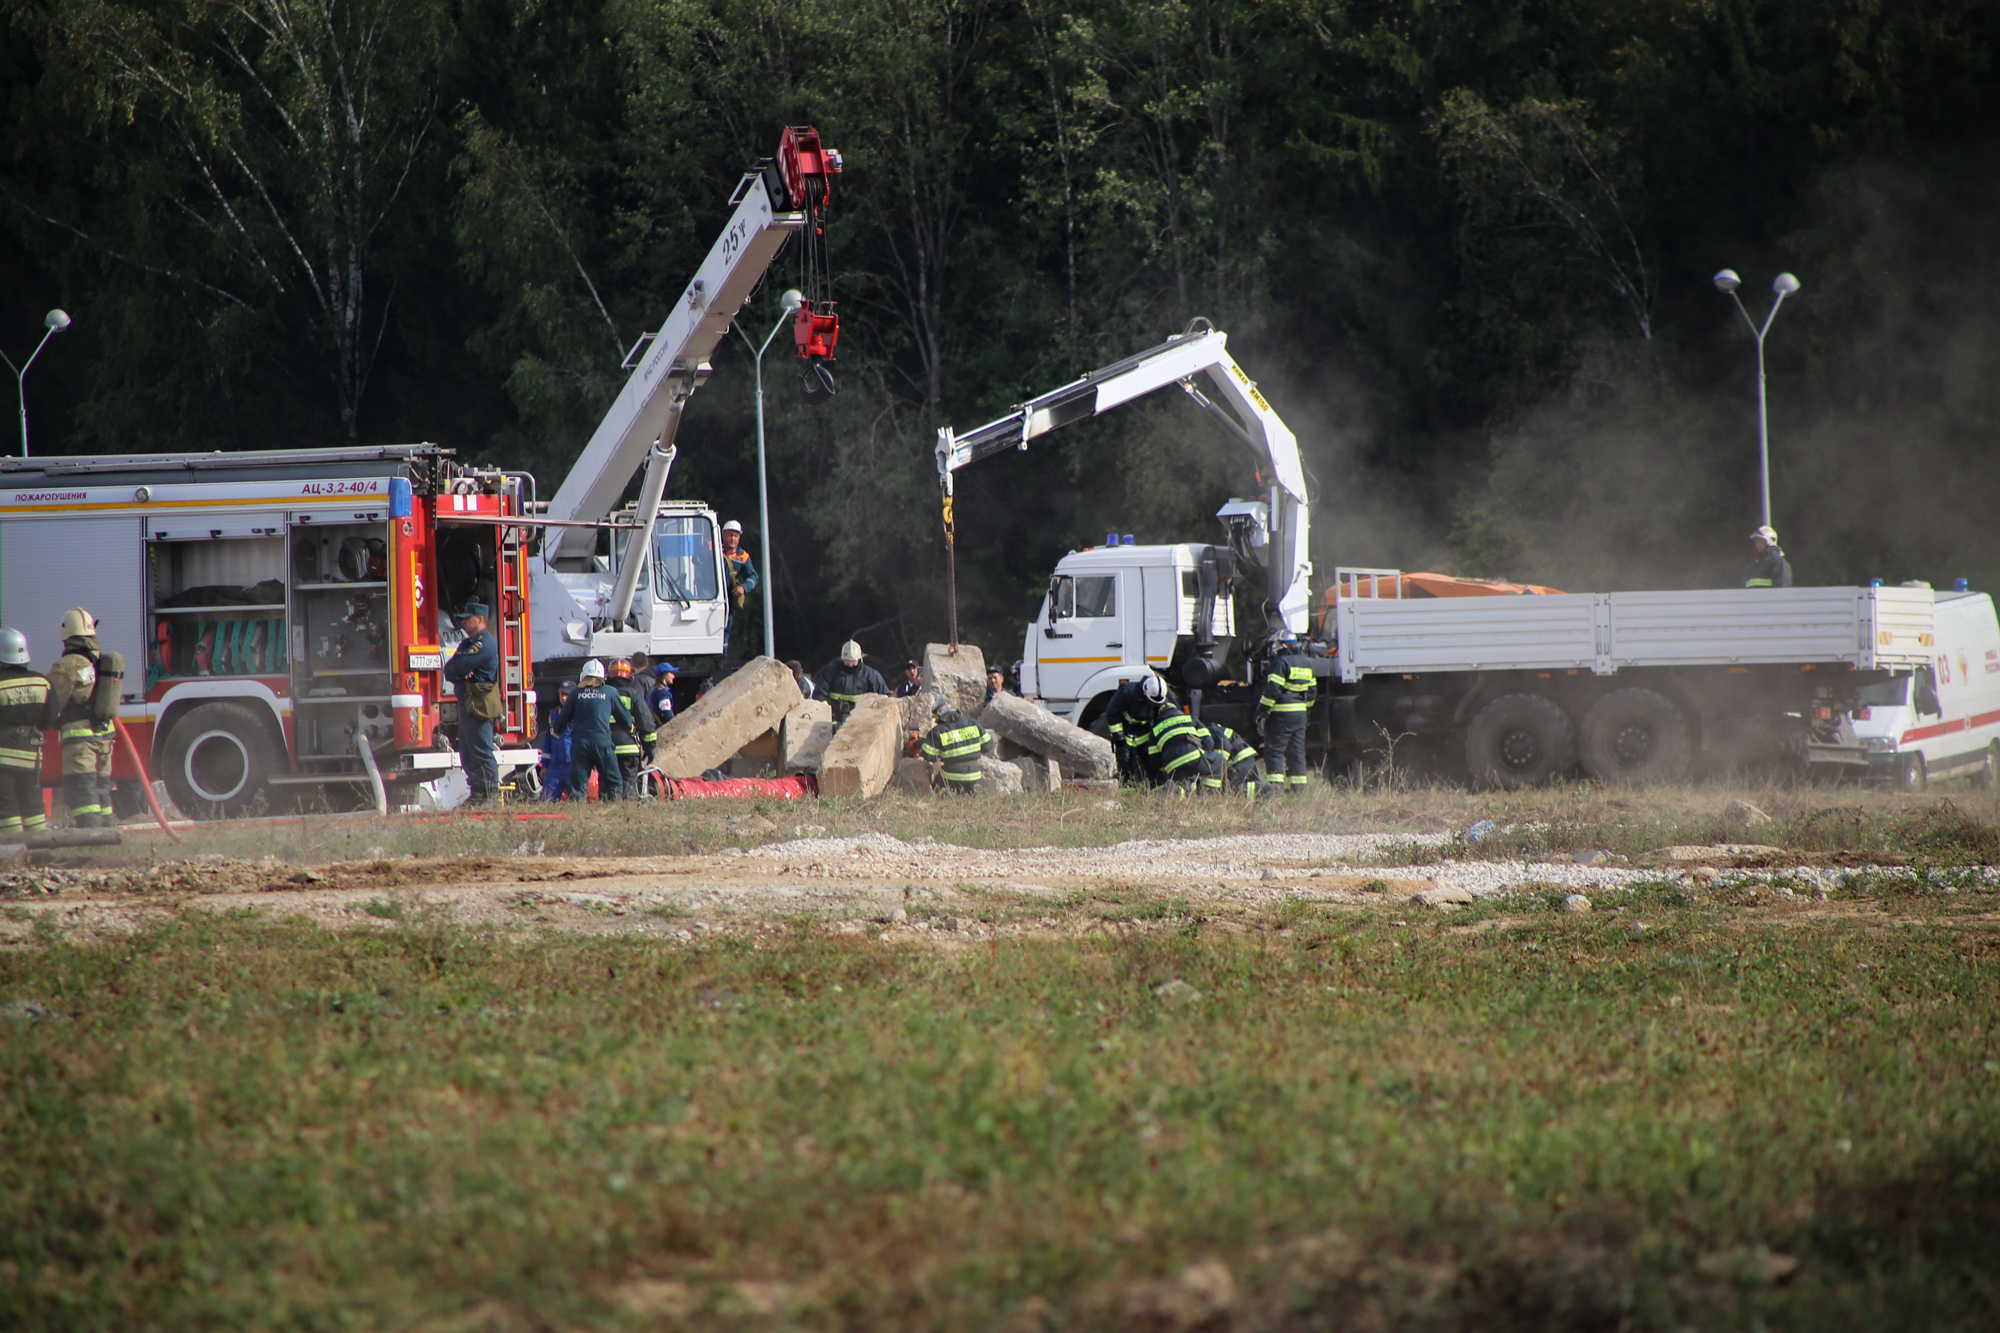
[399,748,542,777]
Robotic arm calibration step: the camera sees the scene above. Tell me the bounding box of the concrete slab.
[780,700,834,773]
[652,657,803,779]
[979,691,1116,779]
[922,643,986,716]
[818,694,903,798]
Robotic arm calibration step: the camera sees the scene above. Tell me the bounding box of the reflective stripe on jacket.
[921,721,989,781]
[1147,707,1205,774]
[1259,653,1318,712]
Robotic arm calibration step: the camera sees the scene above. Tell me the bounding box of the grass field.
[4,845,1998,1330]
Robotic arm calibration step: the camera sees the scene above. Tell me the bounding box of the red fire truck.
[0,445,536,815]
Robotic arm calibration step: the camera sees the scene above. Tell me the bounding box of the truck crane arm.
[934,323,1312,637]
[543,127,841,627]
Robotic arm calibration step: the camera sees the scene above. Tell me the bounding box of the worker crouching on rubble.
[1105,674,1167,784]
[816,640,889,724]
[1201,720,1261,796]
[555,660,633,801]
[920,700,993,794]
[1144,698,1210,792]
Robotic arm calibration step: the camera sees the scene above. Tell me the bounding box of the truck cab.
[1024,541,1233,722]
[1833,588,2000,791]
[535,499,729,672]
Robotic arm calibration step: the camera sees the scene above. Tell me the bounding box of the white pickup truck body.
[1810,590,2000,790]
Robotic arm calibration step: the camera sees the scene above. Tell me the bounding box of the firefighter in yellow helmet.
[46,608,123,828]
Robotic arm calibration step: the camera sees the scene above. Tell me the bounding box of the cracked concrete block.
[818,694,902,798]
[1013,752,1061,793]
[780,699,834,773]
[978,691,1115,779]
[922,643,987,716]
[652,657,803,779]
[890,756,936,794]
[976,754,1023,795]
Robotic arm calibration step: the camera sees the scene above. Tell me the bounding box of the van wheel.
[1464,694,1574,789]
[1897,752,1928,794]
[1579,689,1691,784]
[161,703,280,818]
[1975,742,1999,791]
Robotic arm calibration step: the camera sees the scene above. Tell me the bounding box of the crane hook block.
[777,126,842,213]
[794,301,840,361]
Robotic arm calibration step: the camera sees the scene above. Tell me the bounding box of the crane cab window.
[1049,574,1116,620]
[653,517,720,602]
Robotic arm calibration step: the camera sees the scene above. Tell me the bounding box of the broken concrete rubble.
[978,691,1115,779]
[922,643,987,716]
[890,756,935,794]
[1012,752,1061,792]
[652,657,803,779]
[780,700,834,773]
[977,754,1023,794]
[818,695,903,798]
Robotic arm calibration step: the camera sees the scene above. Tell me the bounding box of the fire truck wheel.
[1578,689,1691,785]
[161,703,279,818]
[1463,693,1574,789]
[1897,751,1928,794]
[1975,742,1999,791]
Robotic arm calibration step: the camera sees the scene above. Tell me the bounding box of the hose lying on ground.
[354,733,388,817]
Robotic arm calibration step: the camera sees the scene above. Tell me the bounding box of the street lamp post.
[1,309,73,458]
[732,289,804,660]
[1712,270,1800,530]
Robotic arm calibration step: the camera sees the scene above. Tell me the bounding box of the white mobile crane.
[938,325,1935,785]
[528,126,842,687]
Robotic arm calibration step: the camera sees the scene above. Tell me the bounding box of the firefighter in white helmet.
[552,658,633,800]
[0,628,51,839]
[813,639,889,725]
[46,608,123,827]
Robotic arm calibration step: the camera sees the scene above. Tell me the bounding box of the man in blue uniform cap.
[444,602,500,804]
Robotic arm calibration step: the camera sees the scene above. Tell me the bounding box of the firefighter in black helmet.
[1256,633,1317,793]
[46,608,122,827]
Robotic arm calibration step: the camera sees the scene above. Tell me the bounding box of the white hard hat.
[840,639,862,662]
[0,628,26,665]
[60,607,96,638]
[580,658,606,679]
[1140,674,1167,704]
[722,520,743,533]
[1749,524,1778,544]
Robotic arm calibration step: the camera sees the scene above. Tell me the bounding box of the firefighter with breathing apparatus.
[920,699,994,794]
[47,608,124,827]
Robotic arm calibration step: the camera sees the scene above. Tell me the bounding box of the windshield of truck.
[1856,677,1909,707]
[654,517,719,603]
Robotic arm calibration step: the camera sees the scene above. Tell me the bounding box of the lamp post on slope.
[733,289,804,660]
[1,309,73,458]
[1713,270,1800,530]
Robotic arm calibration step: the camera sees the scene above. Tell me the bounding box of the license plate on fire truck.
[408,647,444,670]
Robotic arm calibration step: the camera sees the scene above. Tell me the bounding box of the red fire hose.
[113,718,184,844]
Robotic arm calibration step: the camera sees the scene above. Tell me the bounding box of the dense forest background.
[4,0,1998,666]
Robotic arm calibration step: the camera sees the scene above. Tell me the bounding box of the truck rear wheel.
[1464,694,1574,789]
[1579,689,1690,784]
[161,703,280,818]
[1897,752,1928,794]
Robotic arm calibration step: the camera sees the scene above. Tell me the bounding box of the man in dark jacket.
[1104,674,1167,784]
[894,660,923,698]
[443,602,500,804]
[554,661,632,800]
[605,657,659,796]
[815,640,889,724]
[1201,720,1262,796]
[1256,634,1317,793]
[0,628,50,839]
[1144,703,1208,790]
[919,701,993,794]
[1743,525,1793,588]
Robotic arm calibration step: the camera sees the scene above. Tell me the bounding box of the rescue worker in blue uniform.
[1145,701,1208,790]
[1104,674,1167,784]
[443,602,500,804]
[721,520,759,658]
[554,660,632,800]
[1200,720,1262,796]
[1743,525,1792,588]
[0,628,50,839]
[815,640,889,725]
[606,658,659,798]
[920,700,994,794]
[646,661,678,727]
[1256,634,1318,793]
[537,681,574,801]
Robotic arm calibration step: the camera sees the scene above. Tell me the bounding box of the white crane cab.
[1825,588,2000,791]
[1025,541,1235,717]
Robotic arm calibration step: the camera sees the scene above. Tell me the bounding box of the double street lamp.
[1712,269,1800,529]
[2,309,73,458]
[732,289,804,660]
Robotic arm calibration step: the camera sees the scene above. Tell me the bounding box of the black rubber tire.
[1463,694,1575,789]
[1897,751,1928,794]
[1578,688,1692,784]
[160,703,281,818]
[1975,742,1999,791]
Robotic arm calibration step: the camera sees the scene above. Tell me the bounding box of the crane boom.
[935,325,1312,634]
[544,129,840,562]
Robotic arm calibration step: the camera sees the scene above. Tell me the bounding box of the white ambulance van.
[1837,588,2000,791]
